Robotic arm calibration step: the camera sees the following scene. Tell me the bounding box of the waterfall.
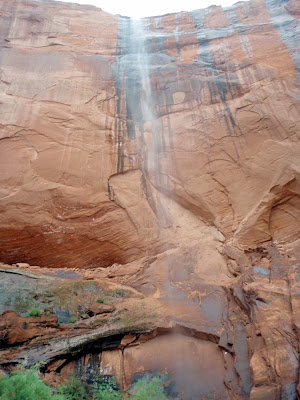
[130,19,162,180]
[116,15,219,400]
[123,18,187,400]
[116,17,164,178]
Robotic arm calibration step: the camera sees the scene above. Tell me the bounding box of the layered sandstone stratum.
[0,0,299,398]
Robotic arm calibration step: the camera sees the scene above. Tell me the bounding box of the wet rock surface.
[0,0,299,398]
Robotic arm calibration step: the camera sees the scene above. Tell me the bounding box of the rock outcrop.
[0,0,299,398]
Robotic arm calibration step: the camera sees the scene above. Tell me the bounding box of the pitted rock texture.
[0,0,299,399]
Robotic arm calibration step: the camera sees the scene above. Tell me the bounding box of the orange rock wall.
[0,0,299,269]
[0,0,299,398]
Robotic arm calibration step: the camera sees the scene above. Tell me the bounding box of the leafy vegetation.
[69,316,78,323]
[0,370,169,400]
[92,382,122,400]
[96,298,106,304]
[27,308,41,317]
[0,369,59,400]
[130,374,168,400]
[55,375,88,400]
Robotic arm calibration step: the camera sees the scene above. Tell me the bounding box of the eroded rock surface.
[0,0,299,398]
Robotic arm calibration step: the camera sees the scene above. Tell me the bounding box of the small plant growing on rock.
[56,375,88,399]
[130,374,168,400]
[26,308,41,317]
[96,298,106,304]
[93,384,123,400]
[93,376,123,400]
[69,316,77,323]
[45,310,51,316]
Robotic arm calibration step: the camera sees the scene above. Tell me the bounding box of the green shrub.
[96,298,106,304]
[130,374,168,400]
[52,394,66,400]
[92,377,123,400]
[0,369,53,400]
[56,375,88,400]
[0,370,169,400]
[45,311,51,316]
[69,316,77,323]
[92,386,123,400]
[27,308,41,317]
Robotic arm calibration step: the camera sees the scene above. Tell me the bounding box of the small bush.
[27,308,41,317]
[96,298,106,304]
[45,311,51,316]
[56,375,88,400]
[93,386,123,400]
[130,374,168,400]
[69,316,77,323]
[0,369,52,400]
[93,377,123,400]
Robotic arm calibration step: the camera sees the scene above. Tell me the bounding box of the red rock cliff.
[0,0,299,398]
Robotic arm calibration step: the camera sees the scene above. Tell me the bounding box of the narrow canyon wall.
[0,0,299,399]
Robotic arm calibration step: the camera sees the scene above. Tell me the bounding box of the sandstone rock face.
[0,0,299,399]
[0,310,58,346]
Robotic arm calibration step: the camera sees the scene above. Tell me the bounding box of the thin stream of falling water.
[134,20,152,120]
[131,18,176,318]
[131,19,161,180]
[131,19,189,400]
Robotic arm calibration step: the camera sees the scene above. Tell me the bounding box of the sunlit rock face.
[0,0,299,398]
